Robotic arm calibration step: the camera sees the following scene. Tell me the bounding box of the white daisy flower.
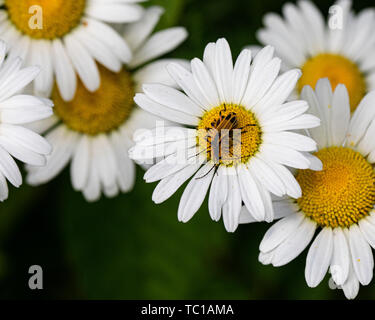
[253,78,375,299]
[25,6,188,202]
[130,38,321,232]
[0,41,53,201]
[256,0,375,112]
[0,0,146,101]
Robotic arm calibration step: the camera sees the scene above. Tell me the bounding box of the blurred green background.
[1,0,375,300]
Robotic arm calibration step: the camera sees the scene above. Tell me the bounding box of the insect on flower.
[201,104,257,169]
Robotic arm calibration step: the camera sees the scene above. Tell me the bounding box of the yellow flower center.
[297,53,367,112]
[196,104,262,166]
[5,0,86,39]
[296,147,375,228]
[52,66,135,136]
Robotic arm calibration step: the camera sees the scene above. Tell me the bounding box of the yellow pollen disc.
[196,104,262,166]
[297,53,367,112]
[5,0,86,39]
[52,66,135,136]
[296,147,375,228]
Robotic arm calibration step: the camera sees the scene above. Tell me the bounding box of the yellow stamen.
[196,104,262,166]
[297,53,367,112]
[5,0,86,39]
[52,66,135,135]
[296,147,375,228]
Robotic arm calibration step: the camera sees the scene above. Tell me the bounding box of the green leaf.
[0,185,43,243]
[59,168,250,299]
[147,0,186,29]
[0,184,47,283]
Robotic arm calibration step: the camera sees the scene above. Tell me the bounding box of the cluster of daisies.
[1,0,375,299]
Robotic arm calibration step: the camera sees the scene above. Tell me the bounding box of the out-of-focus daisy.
[25,6,188,202]
[0,0,146,101]
[257,0,375,112]
[130,38,321,232]
[253,79,375,299]
[0,41,52,201]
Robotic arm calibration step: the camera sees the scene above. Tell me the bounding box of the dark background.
[1,0,374,300]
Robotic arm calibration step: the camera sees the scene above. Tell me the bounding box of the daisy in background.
[0,41,52,201]
[256,0,375,112]
[251,79,375,299]
[0,0,146,101]
[130,38,321,232]
[26,6,188,202]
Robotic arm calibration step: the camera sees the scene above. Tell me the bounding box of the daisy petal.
[260,212,304,253]
[305,227,333,288]
[271,216,316,267]
[222,167,242,232]
[346,225,374,286]
[330,228,350,286]
[208,166,228,222]
[178,163,215,222]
